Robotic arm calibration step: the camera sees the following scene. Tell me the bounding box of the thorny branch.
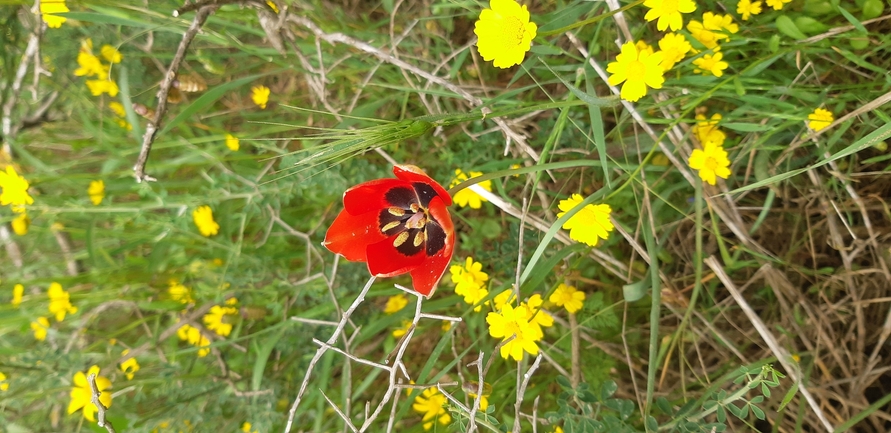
[133,4,220,182]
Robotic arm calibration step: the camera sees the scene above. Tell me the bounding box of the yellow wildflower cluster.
[177,323,212,357]
[411,387,451,430]
[75,39,123,99]
[39,0,69,28]
[808,108,834,132]
[68,365,112,422]
[120,349,140,380]
[225,133,240,151]
[31,317,50,341]
[88,179,105,206]
[0,166,34,214]
[193,205,220,237]
[0,371,8,391]
[450,257,489,311]
[203,298,239,337]
[383,293,408,314]
[449,169,492,209]
[12,284,24,307]
[108,101,132,131]
[251,85,270,109]
[486,290,553,361]
[169,280,194,304]
[48,282,78,322]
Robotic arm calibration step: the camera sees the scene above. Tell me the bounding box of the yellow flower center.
[626,60,647,81]
[704,156,719,171]
[503,16,525,46]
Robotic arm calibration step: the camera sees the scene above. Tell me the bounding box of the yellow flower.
[693,112,726,146]
[383,293,409,314]
[31,317,50,341]
[11,212,30,235]
[74,51,108,77]
[242,422,259,433]
[86,79,120,97]
[109,102,127,118]
[635,40,655,57]
[521,294,554,332]
[808,108,834,132]
[657,32,692,70]
[553,427,564,433]
[693,52,729,77]
[225,133,240,151]
[606,41,665,102]
[486,304,542,361]
[441,320,452,332]
[450,169,492,209]
[473,0,538,68]
[88,180,105,205]
[48,282,78,322]
[467,391,489,411]
[120,349,139,380]
[765,0,791,10]
[40,0,69,28]
[12,284,24,307]
[203,303,239,337]
[68,365,112,422]
[265,0,279,13]
[251,85,270,109]
[412,387,451,430]
[737,0,763,19]
[643,0,697,31]
[556,194,614,247]
[115,118,133,131]
[100,45,122,64]
[493,289,515,311]
[0,166,34,212]
[168,280,194,304]
[392,319,412,338]
[193,205,220,237]
[450,257,489,287]
[687,20,723,50]
[0,371,8,391]
[177,324,211,357]
[688,141,732,185]
[450,257,490,311]
[703,12,738,35]
[549,284,585,314]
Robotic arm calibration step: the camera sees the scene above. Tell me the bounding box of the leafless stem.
[284,276,376,433]
[133,5,219,182]
[513,354,543,433]
[87,373,117,433]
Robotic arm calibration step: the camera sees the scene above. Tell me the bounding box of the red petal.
[323,208,386,262]
[409,197,455,297]
[366,235,425,278]
[342,178,408,215]
[393,165,452,207]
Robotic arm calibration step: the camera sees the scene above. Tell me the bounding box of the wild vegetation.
[1,0,891,432]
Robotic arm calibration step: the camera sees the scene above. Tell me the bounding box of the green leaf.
[251,324,287,392]
[622,279,650,302]
[837,5,869,33]
[775,15,807,40]
[600,380,618,399]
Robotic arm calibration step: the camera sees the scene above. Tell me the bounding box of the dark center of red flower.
[378,183,447,257]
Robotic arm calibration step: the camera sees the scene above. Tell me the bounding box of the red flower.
[323,165,455,297]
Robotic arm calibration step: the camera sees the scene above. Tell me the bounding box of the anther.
[388,207,405,217]
[381,221,401,233]
[393,231,410,248]
[413,231,424,247]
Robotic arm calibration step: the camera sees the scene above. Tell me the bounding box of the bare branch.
[87,373,117,433]
[133,5,220,182]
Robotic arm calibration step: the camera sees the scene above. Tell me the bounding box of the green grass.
[2,0,891,432]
